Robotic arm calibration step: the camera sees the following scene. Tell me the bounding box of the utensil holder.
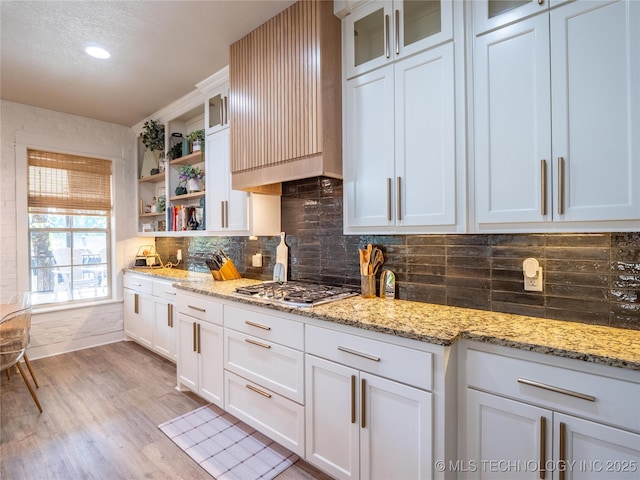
[360,274,375,298]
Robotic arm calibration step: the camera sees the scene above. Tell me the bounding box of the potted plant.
[187,129,205,153]
[140,119,165,177]
[178,164,204,193]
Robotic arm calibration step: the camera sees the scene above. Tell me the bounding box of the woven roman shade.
[27,149,112,212]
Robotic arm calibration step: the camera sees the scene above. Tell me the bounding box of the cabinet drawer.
[224,370,305,456]
[466,348,640,432]
[224,329,304,403]
[176,292,223,326]
[123,274,153,294]
[153,279,177,298]
[224,304,304,350]
[306,325,433,391]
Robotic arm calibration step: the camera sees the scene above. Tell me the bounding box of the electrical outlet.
[177,249,182,261]
[524,268,543,292]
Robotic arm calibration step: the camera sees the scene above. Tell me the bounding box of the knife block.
[209,259,242,281]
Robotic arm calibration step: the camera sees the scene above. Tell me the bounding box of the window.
[27,149,112,306]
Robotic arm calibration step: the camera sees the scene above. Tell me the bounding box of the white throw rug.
[159,404,299,480]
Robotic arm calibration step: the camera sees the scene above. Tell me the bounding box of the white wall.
[0,100,148,359]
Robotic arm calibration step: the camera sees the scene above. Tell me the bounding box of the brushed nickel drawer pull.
[387,178,392,221]
[395,9,400,55]
[385,14,390,59]
[539,416,546,479]
[540,159,547,216]
[558,156,565,215]
[188,305,206,312]
[246,384,272,398]
[192,322,197,352]
[245,320,271,331]
[224,96,229,125]
[197,323,201,353]
[361,378,366,428]
[350,375,356,424]
[134,293,139,314]
[164,290,176,295]
[245,338,271,349]
[338,346,381,362]
[167,303,172,327]
[517,378,596,402]
[221,201,225,228]
[131,282,142,287]
[396,176,402,221]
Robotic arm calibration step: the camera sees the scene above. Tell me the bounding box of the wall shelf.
[170,191,205,202]
[138,172,166,183]
[170,151,203,166]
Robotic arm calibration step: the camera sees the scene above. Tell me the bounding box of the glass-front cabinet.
[344,0,452,78]
[473,0,571,35]
[205,82,229,136]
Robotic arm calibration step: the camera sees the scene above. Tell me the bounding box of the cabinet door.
[554,413,640,480]
[466,389,551,479]
[550,0,640,222]
[473,0,549,35]
[153,298,174,360]
[123,289,153,348]
[205,129,248,234]
[344,65,395,230]
[177,313,198,392]
[345,1,393,79]
[394,0,453,59]
[360,373,433,480]
[305,355,360,480]
[395,44,456,227]
[205,83,229,136]
[198,320,224,408]
[474,13,551,225]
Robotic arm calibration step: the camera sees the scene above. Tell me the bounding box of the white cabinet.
[176,291,224,407]
[205,128,281,236]
[473,0,570,35]
[223,304,305,455]
[344,43,458,233]
[474,0,640,230]
[342,0,453,79]
[123,274,153,348]
[305,324,433,480]
[463,343,640,479]
[152,279,177,360]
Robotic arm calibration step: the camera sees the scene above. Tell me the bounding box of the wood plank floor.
[0,341,332,480]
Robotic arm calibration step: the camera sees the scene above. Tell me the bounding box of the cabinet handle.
[539,416,546,479]
[396,176,402,221]
[246,383,271,398]
[395,9,400,55]
[167,303,173,328]
[245,338,271,349]
[131,282,142,287]
[164,290,176,296]
[134,293,139,314]
[219,96,224,127]
[350,375,357,424]
[361,378,366,428]
[225,201,229,228]
[188,304,206,313]
[245,320,271,331]
[338,346,381,362]
[220,201,225,228]
[192,322,197,352]
[559,422,567,480]
[385,14,390,59]
[387,178,392,221]
[517,378,596,402]
[540,159,547,216]
[224,96,229,125]
[197,323,201,354]
[557,157,565,215]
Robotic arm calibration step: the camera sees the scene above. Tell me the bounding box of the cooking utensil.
[276,232,288,281]
[370,248,384,275]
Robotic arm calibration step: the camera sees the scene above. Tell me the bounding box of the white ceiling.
[0,0,296,127]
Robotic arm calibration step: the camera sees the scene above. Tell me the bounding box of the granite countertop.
[124,269,640,371]
[125,267,211,282]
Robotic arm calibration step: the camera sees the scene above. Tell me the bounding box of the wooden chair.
[1,296,42,412]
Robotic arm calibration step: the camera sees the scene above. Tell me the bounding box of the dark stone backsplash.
[156,177,640,330]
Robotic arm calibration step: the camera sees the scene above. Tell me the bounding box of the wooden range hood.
[229,0,342,193]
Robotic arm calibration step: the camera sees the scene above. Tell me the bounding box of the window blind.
[27,149,112,212]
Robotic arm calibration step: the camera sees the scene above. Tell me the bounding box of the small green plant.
[178,164,203,181]
[141,119,165,151]
[186,129,205,142]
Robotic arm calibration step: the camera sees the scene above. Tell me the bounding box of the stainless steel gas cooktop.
[235,281,358,308]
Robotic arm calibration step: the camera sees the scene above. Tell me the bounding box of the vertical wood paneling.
[229,0,342,187]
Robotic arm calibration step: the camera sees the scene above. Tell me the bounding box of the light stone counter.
[124,267,211,282]
[128,271,640,371]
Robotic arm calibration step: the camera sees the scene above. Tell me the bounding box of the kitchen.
[1,0,639,479]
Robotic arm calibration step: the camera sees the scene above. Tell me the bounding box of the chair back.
[1,292,32,372]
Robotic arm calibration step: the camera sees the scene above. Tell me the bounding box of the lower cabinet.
[463,343,640,480]
[176,292,224,408]
[305,324,434,480]
[152,279,177,360]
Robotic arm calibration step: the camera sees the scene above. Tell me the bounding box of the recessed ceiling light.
[85,46,111,59]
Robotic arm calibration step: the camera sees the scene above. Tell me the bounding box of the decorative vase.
[187,178,203,193]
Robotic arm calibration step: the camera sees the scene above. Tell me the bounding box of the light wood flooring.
[0,341,332,480]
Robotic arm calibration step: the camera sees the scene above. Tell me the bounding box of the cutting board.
[275,231,288,281]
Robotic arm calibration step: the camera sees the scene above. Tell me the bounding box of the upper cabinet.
[474,0,571,35]
[474,0,640,230]
[229,0,343,192]
[342,0,453,79]
[204,82,229,136]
